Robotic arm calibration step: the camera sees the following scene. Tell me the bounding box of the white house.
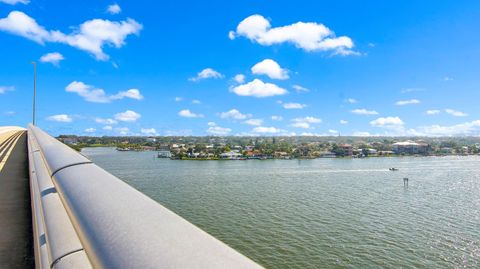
[219,151,242,159]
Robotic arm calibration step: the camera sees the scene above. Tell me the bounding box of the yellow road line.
[0,131,20,157]
[0,131,23,172]
[0,131,21,154]
[0,131,16,146]
[0,131,22,170]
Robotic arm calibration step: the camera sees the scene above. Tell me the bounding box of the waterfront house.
[219,151,242,159]
[244,145,254,151]
[392,141,430,155]
[274,151,290,159]
[338,144,353,156]
[190,152,201,158]
[157,150,172,158]
[205,144,214,149]
[378,150,394,156]
[319,151,336,158]
[245,150,262,158]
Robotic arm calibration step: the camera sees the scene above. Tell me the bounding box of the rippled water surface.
[82,147,480,268]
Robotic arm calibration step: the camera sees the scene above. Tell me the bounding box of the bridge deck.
[0,130,34,268]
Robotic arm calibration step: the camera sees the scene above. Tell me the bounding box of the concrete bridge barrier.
[28,124,263,268]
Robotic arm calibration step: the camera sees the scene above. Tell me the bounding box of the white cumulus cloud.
[294,116,322,124]
[283,102,306,109]
[107,4,121,14]
[178,109,204,118]
[351,108,378,115]
[290,116,322,129]
[252,126,286,134]
[0,86,14,94]
[231,79,287,98]
[114,110,141,122]
[220,109,251,120]
[0,0,29,5]
[271,115,283,121]
[252,126,285,134]
[233,74,245,84]
[39,52,64,65]
[290,122,310,129]
[95,117,118,125]
[111,88,143,100]
[189,68,223,81]
[345,98,357,104]
[46,114,72,122]
[207,126,231,135]
[426,109,440,115]
[232,14,356,55]
[141,128,157,135]
[206,122,231,135]
[395,99,420,106]
[115,127,129,135]
[84,128,96,133]
[251,59,289,80]
[228,30,235,40]
[340,120,348,124]
[445,108,467,117]
[292,85,309,93]
[370,117,404,127]
[414,120,480,136]
[65,81,143,103]
[244,119,263,126]
[0,11,142,60]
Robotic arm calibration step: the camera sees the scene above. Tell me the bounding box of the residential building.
[392,141,430,155]
[338,144,353,156]
[219,151,242,159]
[157,151,172,158]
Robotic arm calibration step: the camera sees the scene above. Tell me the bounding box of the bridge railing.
[28,124,263,269]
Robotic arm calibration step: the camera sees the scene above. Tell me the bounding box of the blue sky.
[1,0,480,136]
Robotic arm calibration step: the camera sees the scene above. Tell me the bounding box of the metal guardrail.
[28,124,263,269]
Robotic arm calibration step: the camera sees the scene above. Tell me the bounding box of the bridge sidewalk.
[0,132,34,268]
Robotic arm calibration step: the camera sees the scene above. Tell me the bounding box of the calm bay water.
[82,147,480,268]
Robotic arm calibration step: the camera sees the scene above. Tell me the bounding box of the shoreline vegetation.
[59,135,480,160]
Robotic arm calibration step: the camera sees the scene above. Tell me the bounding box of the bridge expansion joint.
[50,161,93,177]
[50,248,84,268]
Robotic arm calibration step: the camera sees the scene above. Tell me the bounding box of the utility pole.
[31,61,36,125]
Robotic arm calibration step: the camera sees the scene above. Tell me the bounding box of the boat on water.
[389,168,399,171]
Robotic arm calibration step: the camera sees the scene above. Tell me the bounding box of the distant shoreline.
[81,147,479,160]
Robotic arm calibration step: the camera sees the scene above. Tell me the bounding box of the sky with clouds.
[1,0,480,136]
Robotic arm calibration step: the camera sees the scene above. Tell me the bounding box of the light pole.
[31,61,36,125]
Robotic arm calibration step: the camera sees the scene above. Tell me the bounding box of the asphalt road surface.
[0,128,34,268]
